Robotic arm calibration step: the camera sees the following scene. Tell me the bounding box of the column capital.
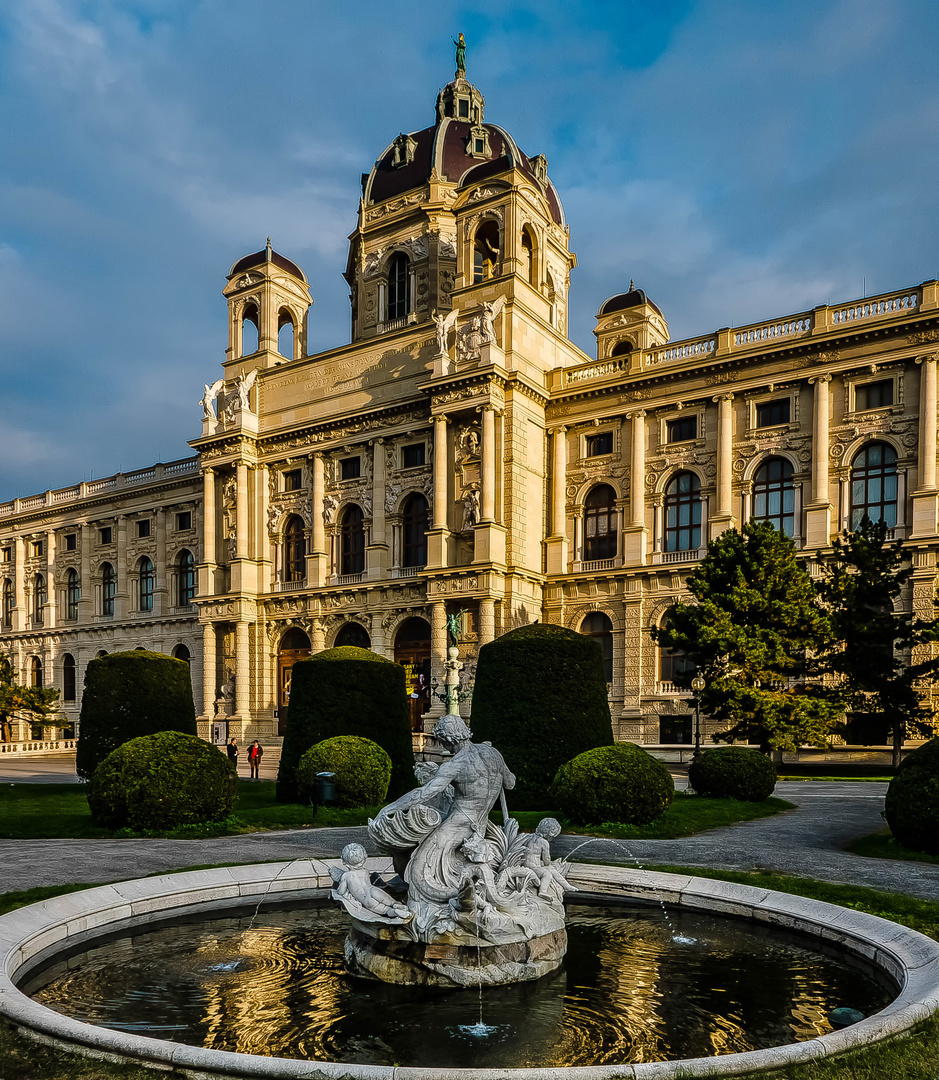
[915,353,939,366]
[625,410,646,421]
[712,392,735,404]
[809,373,833,385]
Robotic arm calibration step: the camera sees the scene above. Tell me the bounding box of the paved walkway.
[5,775,939,902]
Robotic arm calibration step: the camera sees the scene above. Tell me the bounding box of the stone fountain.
[329,714,574,987]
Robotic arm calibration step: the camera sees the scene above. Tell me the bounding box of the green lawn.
[2,864,938,1079]
[2,781,791,840]
[844,829,939,866]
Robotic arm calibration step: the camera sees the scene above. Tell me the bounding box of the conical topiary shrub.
[470,623,614,808]
[76,650,197,780]
[276,646,413,803]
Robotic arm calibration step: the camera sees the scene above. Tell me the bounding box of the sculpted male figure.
[368,714,515,936]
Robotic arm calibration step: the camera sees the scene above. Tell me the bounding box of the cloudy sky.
[2,0,938,499]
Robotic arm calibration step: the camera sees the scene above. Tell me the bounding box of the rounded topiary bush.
[884,737,939,854]
[87,731,237,830]
[76,650,197,780]
[688,746,777,801]
[276,646,413,803]
[550,742,674,826]
[470,624,614,809]
[297,736,392,808]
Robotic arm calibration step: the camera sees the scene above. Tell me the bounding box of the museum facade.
[2,65,938,749]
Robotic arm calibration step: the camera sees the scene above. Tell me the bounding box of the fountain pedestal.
[345,919,568,987]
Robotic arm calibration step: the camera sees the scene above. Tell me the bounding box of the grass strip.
[844,829,939,866]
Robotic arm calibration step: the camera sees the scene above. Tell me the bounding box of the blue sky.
[2,0,939,499]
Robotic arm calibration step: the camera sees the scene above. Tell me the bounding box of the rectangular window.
[459,99,469,117]
[340,457,361,480]
[756,399,790,428]
[402,444,426,469]
[666,416,697,443]
[32,540,43,558]
[64,534,77,551]
[99,527,112,545]
[586,432,614,457]
[1,547,10,562]
[855,379,893,410]
[475,139,484,153]
[283,469,303,491]
[176,511,192,531]
[658,715,693,745]
[136,520,151,539]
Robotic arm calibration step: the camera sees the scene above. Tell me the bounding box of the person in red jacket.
[247,739,263,781]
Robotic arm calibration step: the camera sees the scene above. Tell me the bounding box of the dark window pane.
[856,380,893,410]
[665,471,701,551]
[751,457,795,537]
[340,458,361,480]
[584,485,617,560]
[402,444,425,468]
[402,495,428,567]
[667,416,697,443]
[586,432,614,457]
[340,505,365,575]
[283,469,303,491]
[756,399,790,427]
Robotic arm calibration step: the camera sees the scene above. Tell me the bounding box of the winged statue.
[224,369,258,421]
[433,308,460,355]
[199,379,225,421]
[480,295,506,344]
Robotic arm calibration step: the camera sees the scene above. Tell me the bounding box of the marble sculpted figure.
[330,715,575,986]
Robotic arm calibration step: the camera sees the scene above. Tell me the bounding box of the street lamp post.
[691,675,706,758]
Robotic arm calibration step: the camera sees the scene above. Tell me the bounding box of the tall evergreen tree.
[818,517,939,767]
[0,653,59,743]
[652,521,840,754]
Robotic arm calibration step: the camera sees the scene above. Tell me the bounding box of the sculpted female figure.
[368,714,515,936]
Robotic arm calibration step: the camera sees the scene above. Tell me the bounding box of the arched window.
[172,644,191,663]
[66,568,80,620]
[584,484,617,561]
[402,494,429,568]
[340,505,365,575]
[101,562,115,616]
[387,253,410,320]
[177,549,196,606]
[520,226,535,285]
[138,557,154,612]
[2,579,12,628]
[752,458,795,536]
[659,644,695,687]
[473,221,500,283]
[665,472,702,552]
[33,574,46,625]
[581,612,614,683]
[30,655,43,688]
[850,442,898,529]
[62,654,76,702]
[277,310,295,358]
[335,622,370,648]
[241,303,259,356]
[284,516,306,583]
[611,340,631,358]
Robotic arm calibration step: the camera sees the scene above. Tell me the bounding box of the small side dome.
[229,238,307,284]
[598,288,663,319]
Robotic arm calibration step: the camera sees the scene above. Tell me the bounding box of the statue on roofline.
[452,32,466,77]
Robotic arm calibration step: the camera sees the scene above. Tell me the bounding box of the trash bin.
[314,771,337,806]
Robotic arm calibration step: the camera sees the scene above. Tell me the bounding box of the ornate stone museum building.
[3,62,939,749]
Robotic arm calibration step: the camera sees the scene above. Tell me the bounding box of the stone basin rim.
[0,859,937,1080]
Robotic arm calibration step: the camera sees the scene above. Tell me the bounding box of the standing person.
[248,739,263,781]
[226,736,239,773]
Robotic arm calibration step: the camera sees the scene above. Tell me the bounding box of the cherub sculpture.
[330,842,413,924]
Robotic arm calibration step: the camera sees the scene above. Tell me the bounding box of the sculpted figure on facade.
[461,486,480,530]
[200,379,224,421]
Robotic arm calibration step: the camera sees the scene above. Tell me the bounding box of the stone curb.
[1,861,937,1079]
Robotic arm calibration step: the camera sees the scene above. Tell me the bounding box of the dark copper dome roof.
[229,246,307,283]
[599,289,663,318]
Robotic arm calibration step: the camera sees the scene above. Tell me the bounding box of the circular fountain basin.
[2,859,938,1079]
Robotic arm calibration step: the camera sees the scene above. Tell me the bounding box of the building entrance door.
[277,627,311,736]
[394,616,431,732]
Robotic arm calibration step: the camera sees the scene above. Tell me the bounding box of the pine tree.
[0,652,59,743]
[652,521,840,754]
[818,517,939,767]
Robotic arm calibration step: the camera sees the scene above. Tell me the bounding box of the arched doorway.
[277,627,311,735]
[335,622,370,648]
[394,616,431,732]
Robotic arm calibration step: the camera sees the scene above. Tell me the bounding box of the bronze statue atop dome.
[452,32,466,77]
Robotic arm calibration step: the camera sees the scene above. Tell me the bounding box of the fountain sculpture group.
[330,714,575,986]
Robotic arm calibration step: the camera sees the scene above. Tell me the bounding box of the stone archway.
[277,627,311,736]
[394,616,431,732]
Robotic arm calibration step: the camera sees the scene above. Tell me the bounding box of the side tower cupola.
[594,286,669,363]
[223,238,312,368]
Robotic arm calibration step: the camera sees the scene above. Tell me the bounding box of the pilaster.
[912,355,939,537]
[545,426,569,574]
[805,375,833,548]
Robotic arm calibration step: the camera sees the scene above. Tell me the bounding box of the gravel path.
[6,780,939,902]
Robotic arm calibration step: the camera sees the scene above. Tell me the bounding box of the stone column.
[44,530,56,628]
[805,374,833,548]
[430,601,448,718]
[912,355,939,536]
[154,509,167,615]
[115,515,128,617]
[545,426,568,574]
[235,619,251,723]
[310,453,327,586]
[77,527,91,623]
[433,416,448,529]
[481,406,496,522]
[710,394,735,538]
[202,622,216,719]
[478,599,496,646]
[372,440,387,544]
[202,468,216,597]
[312,616,326,652]
[624,411,648,564]
[257,463,271,579]
[235,461,249,560]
